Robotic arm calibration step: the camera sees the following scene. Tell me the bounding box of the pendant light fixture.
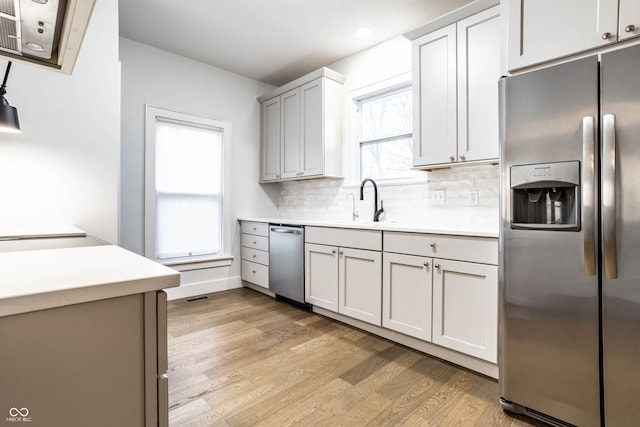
[0,61,20,134]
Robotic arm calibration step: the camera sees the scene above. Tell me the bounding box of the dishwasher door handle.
[270,227,303,235]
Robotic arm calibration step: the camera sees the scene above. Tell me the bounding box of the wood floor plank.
[167,288,546,426]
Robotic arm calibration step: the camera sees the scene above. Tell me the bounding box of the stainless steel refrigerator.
[499,44,640,427]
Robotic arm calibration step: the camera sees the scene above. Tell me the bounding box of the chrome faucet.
[360,178,384,222]
[346,193,359,221]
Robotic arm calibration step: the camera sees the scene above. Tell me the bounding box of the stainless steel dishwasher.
[269,224,308,307]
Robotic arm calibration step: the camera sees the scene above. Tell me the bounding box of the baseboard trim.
[165,276,243,301]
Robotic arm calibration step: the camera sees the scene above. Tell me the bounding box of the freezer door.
[499,56,601,427]
[601,44,640,427]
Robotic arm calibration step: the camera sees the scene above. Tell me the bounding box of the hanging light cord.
[0,61,12,97]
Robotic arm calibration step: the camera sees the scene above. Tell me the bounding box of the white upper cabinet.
[258,68,345,183]
[412,6,501,168]
[619,0,640,42]
[506,0,640,71]
[280,88,301,180]
[260,97,281,181]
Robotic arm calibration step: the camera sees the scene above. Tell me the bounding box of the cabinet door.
[300,78,324,177]
[413,24,457,167]
[619,0,640,41]
[382,253,432,341]
[338,247,382,325]
[506,0,619,71]
[457,6,500,162]
[432,259,497,362]
[280,88,301,179]
[260,97,281,181]
[305,243,339,311]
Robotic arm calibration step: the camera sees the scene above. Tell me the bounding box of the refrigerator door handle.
[582,116,596,276]
[602,113,618,279]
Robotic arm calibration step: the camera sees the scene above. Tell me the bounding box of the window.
[145,106,231,267]
[357,85,413,181]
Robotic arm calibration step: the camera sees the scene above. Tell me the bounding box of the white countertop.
[238,217,498,238]
[0,245,180,317]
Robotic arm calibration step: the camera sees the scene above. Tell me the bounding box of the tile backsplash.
[276,164,499,229]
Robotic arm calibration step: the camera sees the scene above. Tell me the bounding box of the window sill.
[162,255,234,272]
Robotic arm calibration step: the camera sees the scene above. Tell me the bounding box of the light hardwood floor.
[167,288,546,426]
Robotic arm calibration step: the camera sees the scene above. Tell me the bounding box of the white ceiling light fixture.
[355,26,372,39]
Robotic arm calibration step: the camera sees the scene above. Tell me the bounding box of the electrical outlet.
[433,190,445,206]
[470,190,478,206]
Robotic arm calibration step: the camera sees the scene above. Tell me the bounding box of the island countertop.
[0,245,180,317]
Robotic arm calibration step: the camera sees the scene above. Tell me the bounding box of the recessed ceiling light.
[355,26,372,39]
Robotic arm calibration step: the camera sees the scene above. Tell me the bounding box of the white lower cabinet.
[304,227,383,326]
[432,258,498,363]
[304,226,498,367]
[339,247,382,326]
[240,221,270,289]
[382,252,432,341]
[383,231,498,363]
[305,243,339,312]
[305,243,382,325]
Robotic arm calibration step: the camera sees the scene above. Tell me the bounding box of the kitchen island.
[0,244,180,427]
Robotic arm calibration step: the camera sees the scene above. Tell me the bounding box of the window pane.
[156,120,222,194]
[361,89,412,140]
[360,136,413,180]
[152,116,224,262]
[156,194,220,260]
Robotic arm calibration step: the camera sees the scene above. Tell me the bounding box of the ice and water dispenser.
[510,161,580,230]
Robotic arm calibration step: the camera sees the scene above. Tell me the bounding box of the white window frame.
[344,72,427,187]
[144,105,233,271]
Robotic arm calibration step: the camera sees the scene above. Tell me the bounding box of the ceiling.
[118,0,473,87]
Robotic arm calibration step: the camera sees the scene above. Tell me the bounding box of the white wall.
[0,0,120,243]
[119,38,278,297]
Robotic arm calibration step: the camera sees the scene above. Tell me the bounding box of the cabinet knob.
[253,241,257,245]
[602,32,613,40]
[625,25,636,33]
[423,261,430,268]
[435,264,441,270]
[449,155,455,162]
[338,250,344,255]
[459,154,466,161]
[429,243,436,249]
[252,270,257,274]
[331,249,336,254]
[252,254,257,258]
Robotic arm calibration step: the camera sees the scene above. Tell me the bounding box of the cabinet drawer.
[242,247,269,265]
[241,260,269,288]
[241,234,269,251]
[384,232,497,265]
[241,221,269,237]
[305,226,382,251]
